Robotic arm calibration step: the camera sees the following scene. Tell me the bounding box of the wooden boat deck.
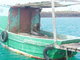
[18,33,62,40]
[56,43,80,52]
[61,43,80,49]
[18,33,51,39]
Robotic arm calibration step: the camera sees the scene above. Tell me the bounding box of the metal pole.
[51,0,57,45]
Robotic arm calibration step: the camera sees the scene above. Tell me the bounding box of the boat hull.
[0,30,77,59]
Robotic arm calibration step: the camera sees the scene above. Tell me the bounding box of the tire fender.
[0,31,8,42]
[43,46,53,60]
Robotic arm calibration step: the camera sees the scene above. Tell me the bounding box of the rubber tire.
[43,46,53,60]
[0,31,8,42]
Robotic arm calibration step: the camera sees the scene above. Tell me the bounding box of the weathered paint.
[20,8,32,33]
[9,7,20,33]
[9,7,41,33]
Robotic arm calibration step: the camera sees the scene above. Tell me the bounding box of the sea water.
[0,17,80,60]
[41,17,80,37]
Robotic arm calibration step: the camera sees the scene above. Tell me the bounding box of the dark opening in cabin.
[8,7,41,34]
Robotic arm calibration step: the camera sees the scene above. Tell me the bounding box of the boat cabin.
[9,7,41,34]
[0,2,78,41]
[7,2,70,39]
[8,6,53,38]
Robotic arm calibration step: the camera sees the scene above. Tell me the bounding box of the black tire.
[43,46,53,60]
[0,31,8,42]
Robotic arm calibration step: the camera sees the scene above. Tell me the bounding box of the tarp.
[1,1,79,8]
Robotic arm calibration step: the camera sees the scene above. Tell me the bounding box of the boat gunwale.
[7,31,80,41]
[0,27,80,42]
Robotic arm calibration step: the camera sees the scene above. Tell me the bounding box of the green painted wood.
[0,16,79,59]
[9,8,20,33]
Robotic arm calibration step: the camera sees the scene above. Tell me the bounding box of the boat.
[0,1,80,60]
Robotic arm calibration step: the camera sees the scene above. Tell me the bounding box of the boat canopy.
[12,1,65,8]
[0,1,74,8]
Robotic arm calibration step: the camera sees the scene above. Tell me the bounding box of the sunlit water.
[0,17,80,60]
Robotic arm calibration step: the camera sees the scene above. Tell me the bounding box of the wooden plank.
[55,43,80,52]
[61,43,80,49]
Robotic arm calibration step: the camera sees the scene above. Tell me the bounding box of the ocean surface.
[0,17,80,60]
[41,17,80,37]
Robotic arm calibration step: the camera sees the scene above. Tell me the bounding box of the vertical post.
[18,8,20,33]
[51,0,57,45]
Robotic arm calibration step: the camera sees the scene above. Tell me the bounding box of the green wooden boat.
[0,2,80,60]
